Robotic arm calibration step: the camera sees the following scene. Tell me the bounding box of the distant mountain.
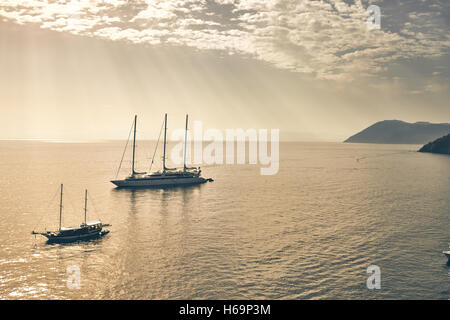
[418,134,450,155]
[344,120,450,144]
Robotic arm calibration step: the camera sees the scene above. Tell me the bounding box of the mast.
[183,114,188,171]
[163,113,167,172]
[131,115,137,176]
[84,189,87,225]
[59,184,63,231]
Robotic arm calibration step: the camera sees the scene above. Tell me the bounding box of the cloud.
[1,0,449,81]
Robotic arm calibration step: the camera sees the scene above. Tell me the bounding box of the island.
[418,134,450,155]
[344,120,450,144]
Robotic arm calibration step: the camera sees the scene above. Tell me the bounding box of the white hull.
[111,175,206,188]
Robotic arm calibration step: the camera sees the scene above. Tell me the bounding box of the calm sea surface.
[0,141,448,299]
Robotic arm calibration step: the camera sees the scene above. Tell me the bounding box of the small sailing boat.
[32,185,110,243]
[111,114,213,188]
[443,246,450,262]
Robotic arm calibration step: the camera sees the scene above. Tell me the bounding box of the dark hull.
[45,230,110,243]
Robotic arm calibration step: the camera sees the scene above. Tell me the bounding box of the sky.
[0,0,449,141]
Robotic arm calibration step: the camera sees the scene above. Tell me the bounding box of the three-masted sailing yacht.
[32,184,110,243]
[111,114,212,188]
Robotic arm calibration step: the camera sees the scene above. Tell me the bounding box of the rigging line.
[32,186,60,231]
[87,192,101,221]
[62,185,78,226]
[115,119,135,179]
[149,119,165,173]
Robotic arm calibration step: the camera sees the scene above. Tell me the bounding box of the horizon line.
[0,138,343,143]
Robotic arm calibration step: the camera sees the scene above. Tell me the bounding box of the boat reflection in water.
[111,114,213,188]
[32,185,111,243]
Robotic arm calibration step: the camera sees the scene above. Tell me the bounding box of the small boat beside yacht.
[32,185,110,243]
[443,248,450,262]
[111,114,213,188]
